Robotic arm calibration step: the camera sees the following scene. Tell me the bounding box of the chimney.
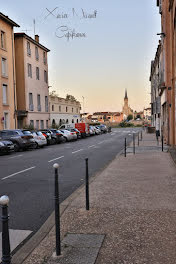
[35,35,39,43]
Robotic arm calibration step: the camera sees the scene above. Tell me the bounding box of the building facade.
[0,13,19,130]
[14,33,50,129]
[144,107,151,121]
[49,95,81,126]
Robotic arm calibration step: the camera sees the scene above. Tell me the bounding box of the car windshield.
[22,131,32,135]
[36,132,43,136]
[32,132,37,136]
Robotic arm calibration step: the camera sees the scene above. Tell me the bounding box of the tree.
[127,114,133,121]
[66,94,76,101]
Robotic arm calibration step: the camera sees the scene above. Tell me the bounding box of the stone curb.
[12,146,125,264]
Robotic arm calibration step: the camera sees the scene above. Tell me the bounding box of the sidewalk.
[18,132,176,264]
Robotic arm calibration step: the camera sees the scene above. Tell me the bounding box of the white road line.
[48,156,64,163]
[2,166,36,181]
[98,141,104,145]
[8,154,23,159]
[88,145,96,148]
[72,149,83,154]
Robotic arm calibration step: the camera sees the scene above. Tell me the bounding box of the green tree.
[127,114,133,121]
[66,94,76,101]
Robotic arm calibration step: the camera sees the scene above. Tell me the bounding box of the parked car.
[99,125,108,133]
[31,131,47,148]
[94,126,101,135]
[0,130,36,151]
[49,129,65,143]
[40,131,53,145]
[60,130,77,141]
[65,128,81,139]
[89,126,96,136]
[0,139,14,154]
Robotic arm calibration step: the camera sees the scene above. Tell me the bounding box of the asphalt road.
[0,128,141,233]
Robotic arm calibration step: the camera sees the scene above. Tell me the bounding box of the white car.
[32,131,47,147]
[60,130,77,141]
[89,126,96,135]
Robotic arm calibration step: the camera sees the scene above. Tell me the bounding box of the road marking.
[48,156,64,163]
[2,166,36,180]
[110,133,115,136]
[72,149,83,154]
[88,145,96,148]
[98,141,104,145]
[8,154,23,159]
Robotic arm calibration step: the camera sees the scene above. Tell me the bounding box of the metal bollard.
[85,158,90,210]
[138,132,139,146]
[124,138,126,157]
[133,133,135,154]
[141,131,142,141]
[0,195,11,264]
[162,135,164,152]
[53,163,61,256]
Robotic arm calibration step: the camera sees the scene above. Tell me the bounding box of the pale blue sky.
[1,0,161,113]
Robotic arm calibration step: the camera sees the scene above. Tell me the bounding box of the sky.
[1,0,161,113]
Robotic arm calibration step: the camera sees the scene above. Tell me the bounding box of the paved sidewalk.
[21,132,176,264]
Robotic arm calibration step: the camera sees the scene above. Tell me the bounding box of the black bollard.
[124,138,127,157]
[85,158,90,210]
[138,132,139,146]
[133,133,135,154]
[141,131,142,141]
[0,195,11,264]
[162,135,164,152]
[53,163,61,256]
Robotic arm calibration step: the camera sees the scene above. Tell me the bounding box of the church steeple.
[124,89,128,99]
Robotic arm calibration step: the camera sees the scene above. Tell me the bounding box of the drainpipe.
[11,28,17,129]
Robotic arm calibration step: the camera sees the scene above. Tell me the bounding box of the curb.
[12,145,126,264]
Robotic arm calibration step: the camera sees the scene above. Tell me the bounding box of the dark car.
[0,139,14,155]
[0,130,36,151]
[40,130,53,145]
[49,129,65,143]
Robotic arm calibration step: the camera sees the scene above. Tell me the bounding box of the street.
[0,128,140,239]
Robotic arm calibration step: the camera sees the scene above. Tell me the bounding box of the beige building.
[0,13,19,129]
[14,33,50,129]
[49,94,81,127]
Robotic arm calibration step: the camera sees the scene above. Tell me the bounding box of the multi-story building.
[144,107,151,122]
[49,95,81,127]
[0,13,19,129]
[14,33,50,129]
[91,112,123,123]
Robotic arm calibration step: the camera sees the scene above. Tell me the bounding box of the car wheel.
[14,142,20,152]
[34,142,38,149]
[64,136,68,142]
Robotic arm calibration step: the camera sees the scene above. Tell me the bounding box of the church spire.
[125,89,128,99]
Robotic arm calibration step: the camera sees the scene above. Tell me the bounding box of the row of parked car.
[0,124,109,155]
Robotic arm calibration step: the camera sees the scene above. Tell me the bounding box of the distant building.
[134,111,144,120]
[49,94,81,127]
[91,112,123,123]
[144,107,151,121]
[122,90,133,119]
[0,13,19,129]
[14,33,50,129]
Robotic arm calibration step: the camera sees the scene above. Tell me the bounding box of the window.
[66,119,68,123]
[44,70,47,83]
[59,105,61,112]
[52,105,54,111]
[36,67,39,80]
[77,119,79,123]
[43,51,47,64]
[35,47,39,60]
[72,108,73,113]
[27,63,32,78]
[2,84,7,105]
[37,94,41,111]
[36,120,39,129]
[29,93,33,111]
[1,58,7,76]
[30,120,34,128]
[66,106,68,112]
[4,112,9,129]
[46,120,48,128]
[1,31,5,49]
[27,41,31,56]
[40,120,44,129]
[45,96,48,112]
[76,108,78,113]
[72,119,74,123]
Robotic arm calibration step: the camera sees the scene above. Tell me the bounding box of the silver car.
[31,131,47,148]
[60,130,77,141]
